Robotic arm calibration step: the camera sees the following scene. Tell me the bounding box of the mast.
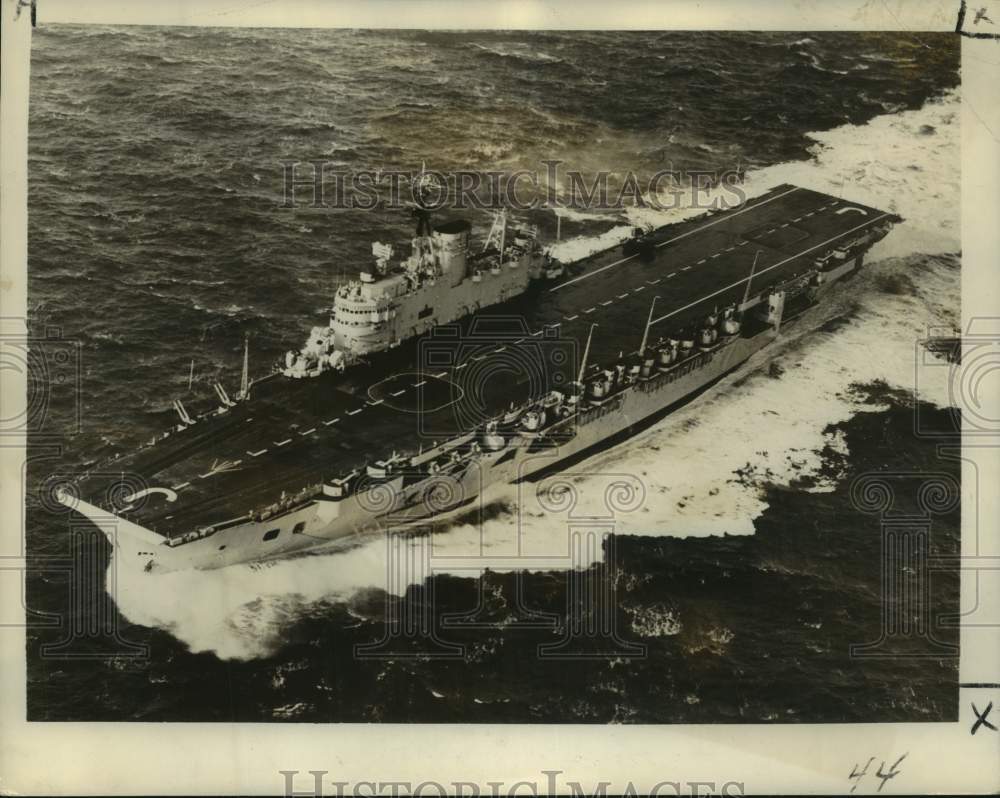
[638,295,660,358]
[499,208,507,264]
[740,250,763,311]
[240,334,249,399]
[483,207,508,257]
[577,323,597,385]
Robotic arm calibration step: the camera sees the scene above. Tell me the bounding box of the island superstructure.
[59,183,900,574]
[282,203,555,378]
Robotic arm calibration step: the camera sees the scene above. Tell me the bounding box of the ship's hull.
[68,268,850,575]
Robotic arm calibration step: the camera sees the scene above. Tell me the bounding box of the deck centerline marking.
[649,214,889,328]
[275,438,291,447]
[633,285,645,293]
[367,399,384,407]
[565,314,579,321]
[600,300,613,306]
[247,449,268,457]
[549,186,802,292]
[414,380,427,387]
[323,418,339,425]
[390,390,406,397]
[300,427,316,435]
[680,266,691,271]
[346,408,363,416]
[172,482,190,491]
[433,371,447,378]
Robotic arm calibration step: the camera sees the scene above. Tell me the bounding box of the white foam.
[111,90,961,660]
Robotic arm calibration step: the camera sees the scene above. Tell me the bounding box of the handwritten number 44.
[849,753,907,793]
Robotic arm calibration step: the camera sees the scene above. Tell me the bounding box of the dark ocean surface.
[25,27,961,722]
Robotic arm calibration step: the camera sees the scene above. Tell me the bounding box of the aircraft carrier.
[57,183,900,573]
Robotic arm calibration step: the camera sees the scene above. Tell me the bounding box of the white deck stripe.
[323,418,339,425]
[347,408,363,416]
[649,215,888,327]
[275,439,291,446]
[247,449,267,457]
[300,427,316,435]
[549,186,802,292]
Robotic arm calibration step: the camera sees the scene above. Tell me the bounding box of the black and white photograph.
[1,0,998,795]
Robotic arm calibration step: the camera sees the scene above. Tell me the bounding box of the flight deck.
[73,184,899,538]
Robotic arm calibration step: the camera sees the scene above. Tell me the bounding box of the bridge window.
[263,528,280,542]
[293,522,306,535]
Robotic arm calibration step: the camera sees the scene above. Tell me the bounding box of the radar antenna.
[408,162,445,237]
